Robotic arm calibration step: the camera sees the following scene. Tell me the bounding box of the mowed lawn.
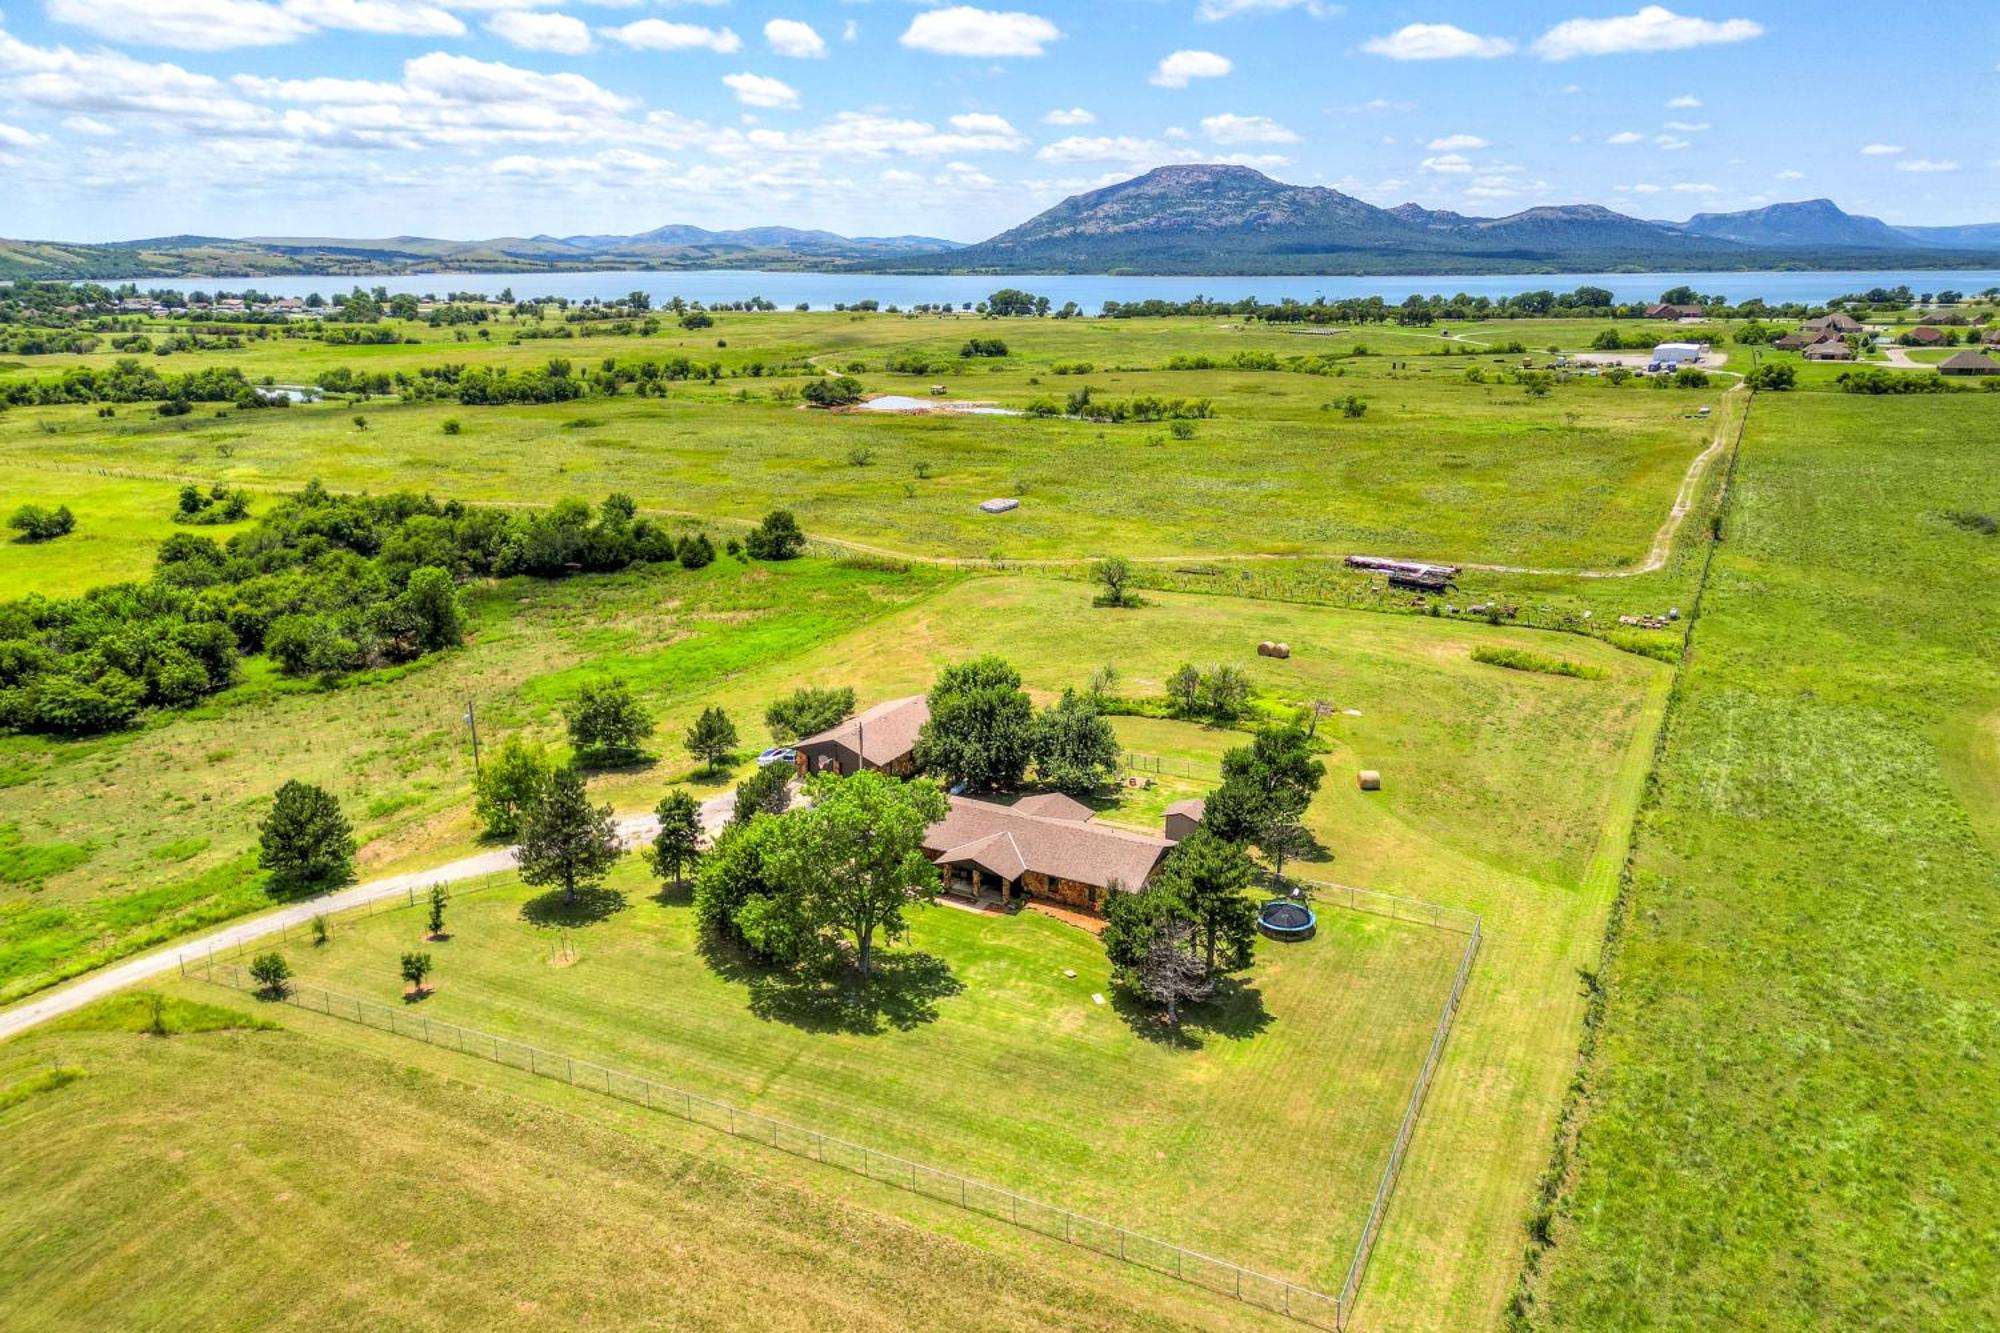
[0,994,1286,1333]
[1531,393,2000,1328]
[254,863,1466,1293]
[0,309,1716,568]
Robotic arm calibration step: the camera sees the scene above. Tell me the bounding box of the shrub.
[765,685,855,743]
[6,503,75,541]
[1471,645,1607,680]
[248,952,292,996]
[1744,362,1796,391]
[801,375,863,407]
[744,509,805,560]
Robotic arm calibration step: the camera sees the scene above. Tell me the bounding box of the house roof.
[1164,797,1206,821]
[1908,326,1946,343]
[1011,792,1095,822]
[796,695,928,767]
[1804,342,1854,358]
[1939,350,2000,372]
[924,796,1174,893]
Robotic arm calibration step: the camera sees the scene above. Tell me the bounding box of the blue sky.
[0,2,1993,242]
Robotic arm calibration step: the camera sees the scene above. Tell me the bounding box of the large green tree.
[764,685,855,743]
[649,789,703,892]
[1153,828,1258,972]
[473,735,550,839]
[913,655,1036,791]
[1032,687,1121,793]
[516,766,621,904]
[258,779,356,892]
[565,678,653,764]
[684,705,739,774]
[1206,725,1325,878]
[764,772,950,975]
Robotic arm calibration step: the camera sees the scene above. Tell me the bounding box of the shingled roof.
[796,695,928,769]
[924,796,1174,894]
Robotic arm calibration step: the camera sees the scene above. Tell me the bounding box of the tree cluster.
[913,658,1121,795]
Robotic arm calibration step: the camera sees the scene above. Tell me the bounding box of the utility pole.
[463,697,482,776]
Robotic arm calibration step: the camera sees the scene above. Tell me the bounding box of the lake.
[135,267,2000,310]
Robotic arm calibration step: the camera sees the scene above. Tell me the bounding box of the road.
[0,789,737,1042]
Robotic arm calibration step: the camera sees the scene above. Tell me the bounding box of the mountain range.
[2,165,1995,281]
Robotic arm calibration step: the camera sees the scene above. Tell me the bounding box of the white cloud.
[764,19,826,59]
[722,72,799,109]
[1201,113,1297,145]
[1346,98,1414,113]
[1362,24,1515,60]
[603,20,741,54]
[1663,120,1709,132]
[1606,130,1645,145]
[1773,169,1804,180]
[1426,133,1488,150]
[1533,7,1762,61]
[486,11,590,54]
[63,114,117,136]
[1859,143,1904,156]
[1196,0,1335,19]
[1666,94,1701,108]
[0,120,45,147]
[1654,135,1691,151]
[1149,49,1232,87]
[1895,159,1957,174]
[842,19,858,43]
[714,110,1026,159]
[284,0,463,38]
[1616,180,1717,195]
[46,0,309,50]
[1042,107,1094,126]
[1036,134,1164,163]
[899,7,1061,58]
[1420,152,1473,174]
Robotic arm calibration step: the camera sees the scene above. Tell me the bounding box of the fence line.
[202,867,1484,1330]
[1120,750,1217,782]
[178,871,515,970]
[197,960,1346,1329]
[1288,875,1482,937]
[1336,917,1482,1316]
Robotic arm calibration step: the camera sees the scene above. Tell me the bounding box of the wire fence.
[1288,875,1482,936]
[1337,915,1482,1316]
[196,958,1346,1330]
[1120,750,1219,782]
[192,864,1483,1330]
[173,870,518,970]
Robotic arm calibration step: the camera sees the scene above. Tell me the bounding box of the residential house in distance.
[1645,302,1706,320]
[793,695,928,777]
[1938,350,2000,376]
[1903,326,1947,347]
[1803,312,1865,336]
[1804,340,1856,361]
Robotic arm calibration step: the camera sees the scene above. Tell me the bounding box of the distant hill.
[1674,199,1914,250]
[0,225,963,281]
[896,165,1997,276]
[2,167,1995,279]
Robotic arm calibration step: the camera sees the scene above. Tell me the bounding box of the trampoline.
[1259,899,1316,941]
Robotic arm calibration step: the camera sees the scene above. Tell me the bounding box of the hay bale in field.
[1256,641,1292,659]
[1357,770,1382,791]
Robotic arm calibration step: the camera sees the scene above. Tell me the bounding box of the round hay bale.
[1272,642,1291,659]
[1357,769,1382,791]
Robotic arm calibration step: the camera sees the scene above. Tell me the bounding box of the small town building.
[1803,312,1864,335]
[1804,341,1855,361]
[1645,303,1705,320]
[794,695,928,777]
[1905,326,1947,346]
[924,795,1178,913]
[1938,350,2000,376]
[1649,342,1705,369]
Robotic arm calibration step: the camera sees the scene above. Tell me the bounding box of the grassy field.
[216,862,1467,1293]
[1,310,1723,568]
[1526,392,2000,1328]
[0,992,1290,1332]
[0,557,953,1005]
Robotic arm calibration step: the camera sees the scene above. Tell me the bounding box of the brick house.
[923,794,1186,914]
